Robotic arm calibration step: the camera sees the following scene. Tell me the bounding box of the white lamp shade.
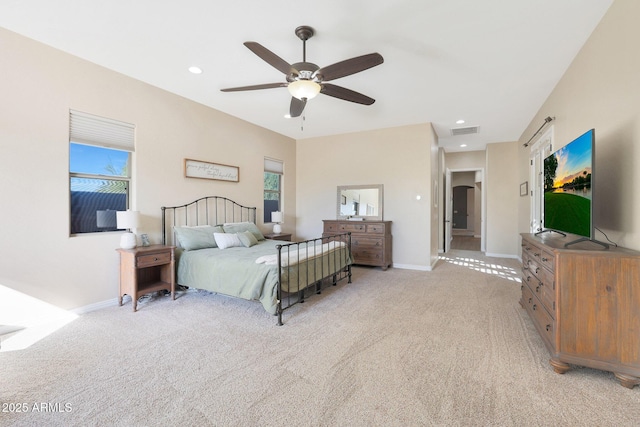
[271,211,283,223]
[116,210,140,230]
[287,80,321,100]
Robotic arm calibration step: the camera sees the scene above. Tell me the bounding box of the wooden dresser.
[323,220,392,270]
[520,232,640,388]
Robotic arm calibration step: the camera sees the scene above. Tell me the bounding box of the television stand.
[535,228,566,237]
[520,233,640,388]
[563,236,609,250]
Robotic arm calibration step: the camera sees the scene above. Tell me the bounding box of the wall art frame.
[184,158,239,182]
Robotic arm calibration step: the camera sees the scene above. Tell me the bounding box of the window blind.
[264,158,283,174]
[70,110,135,152]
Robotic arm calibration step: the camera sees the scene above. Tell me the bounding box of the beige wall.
[518,0,640,251]
[296,124,438,270]
[446,150,486,170]
[486,142,519,256]
[452,172,476,187]
[0,28,295,310]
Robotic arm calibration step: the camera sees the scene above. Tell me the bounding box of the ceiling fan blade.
[244,42,297,76]
[289,97,307,118]
[320,83,375,105]
[316,53,383,82]
[220,82,287,92]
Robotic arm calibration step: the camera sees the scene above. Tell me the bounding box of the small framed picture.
[140,234,150,247]
[520,181,529,197]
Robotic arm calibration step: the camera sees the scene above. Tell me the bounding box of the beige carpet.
[1,250,639,426]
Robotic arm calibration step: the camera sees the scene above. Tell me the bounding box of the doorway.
[444,169,484,252]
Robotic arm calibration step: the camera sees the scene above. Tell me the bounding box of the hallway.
[451,230,481,251]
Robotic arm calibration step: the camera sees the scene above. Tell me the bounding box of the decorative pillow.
[213,232,243,249]
[222,221,265,241]
[173,225,223,250]
[237,230,258,248]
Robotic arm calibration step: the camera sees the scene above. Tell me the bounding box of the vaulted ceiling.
[0,0,613,151]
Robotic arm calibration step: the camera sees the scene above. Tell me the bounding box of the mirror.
[337,184,384,221]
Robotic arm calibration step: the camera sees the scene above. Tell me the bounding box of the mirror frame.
[336,184,384,221]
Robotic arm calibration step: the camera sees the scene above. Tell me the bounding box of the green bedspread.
[176,239,350,314]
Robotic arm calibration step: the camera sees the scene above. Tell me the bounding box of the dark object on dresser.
[323,220,391,270]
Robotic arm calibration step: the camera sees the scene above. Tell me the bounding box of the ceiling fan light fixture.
[288,80,321,100]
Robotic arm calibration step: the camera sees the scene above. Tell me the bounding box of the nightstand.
[264,232,292,241]
[116,245,176,311]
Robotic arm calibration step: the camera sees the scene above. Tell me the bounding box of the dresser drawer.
[352,248,383,262]
[137,252,171,268]
[523,241,554,271]
[522,284,555,348]
[366,223,386,234]
[323,222,341,233]
[339,223,366,233]
[529,274,554,316]
[352,236,383,249]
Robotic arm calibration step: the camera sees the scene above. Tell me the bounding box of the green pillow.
[237,230,258,248]
[173,225,223,250]
[222,222,265,241]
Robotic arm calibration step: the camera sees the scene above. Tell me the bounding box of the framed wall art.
[184,158,239,182]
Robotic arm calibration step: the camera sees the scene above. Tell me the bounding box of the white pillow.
[222,221,265,241]
[213,232,243,249]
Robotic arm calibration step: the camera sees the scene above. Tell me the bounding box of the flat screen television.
[541,129,604,248]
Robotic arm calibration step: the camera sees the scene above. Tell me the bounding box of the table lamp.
[116,210,140,249]
[271,211,283,234]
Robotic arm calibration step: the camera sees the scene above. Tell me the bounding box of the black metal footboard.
[275,232,352,325]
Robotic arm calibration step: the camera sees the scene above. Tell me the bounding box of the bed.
[161,196,352,325]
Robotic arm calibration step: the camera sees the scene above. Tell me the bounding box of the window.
[69,110,135,235]
[264,158,283,223]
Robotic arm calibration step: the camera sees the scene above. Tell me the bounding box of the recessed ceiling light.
[460,144,467,148]
[456,119,465,124]
[188,66,202,74]
[284,114,291,119]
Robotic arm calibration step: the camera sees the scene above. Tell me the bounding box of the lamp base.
[120,232,137,249]
[273,223,282,234]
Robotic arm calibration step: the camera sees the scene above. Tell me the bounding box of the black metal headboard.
[162,196,257,245]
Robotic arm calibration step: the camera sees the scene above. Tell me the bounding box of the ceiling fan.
[221,26,384,118]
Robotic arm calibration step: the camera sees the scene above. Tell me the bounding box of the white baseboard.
[484,252,520,259]
[71,297,128,315]
[392,263,433,272]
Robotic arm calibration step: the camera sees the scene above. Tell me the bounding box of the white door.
[445,168,453,252]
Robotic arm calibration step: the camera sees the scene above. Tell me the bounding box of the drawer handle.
[535,267,540,274]
[542,257,548,262]
[154,257,159,261]
[528,298,532,304]
[526,276,531,282]
[532,304,537,311]
[534,252,540,258]
[535,285,540,293]
[546,324,551,332]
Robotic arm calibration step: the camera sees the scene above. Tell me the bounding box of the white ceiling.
[0,0,613,152]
